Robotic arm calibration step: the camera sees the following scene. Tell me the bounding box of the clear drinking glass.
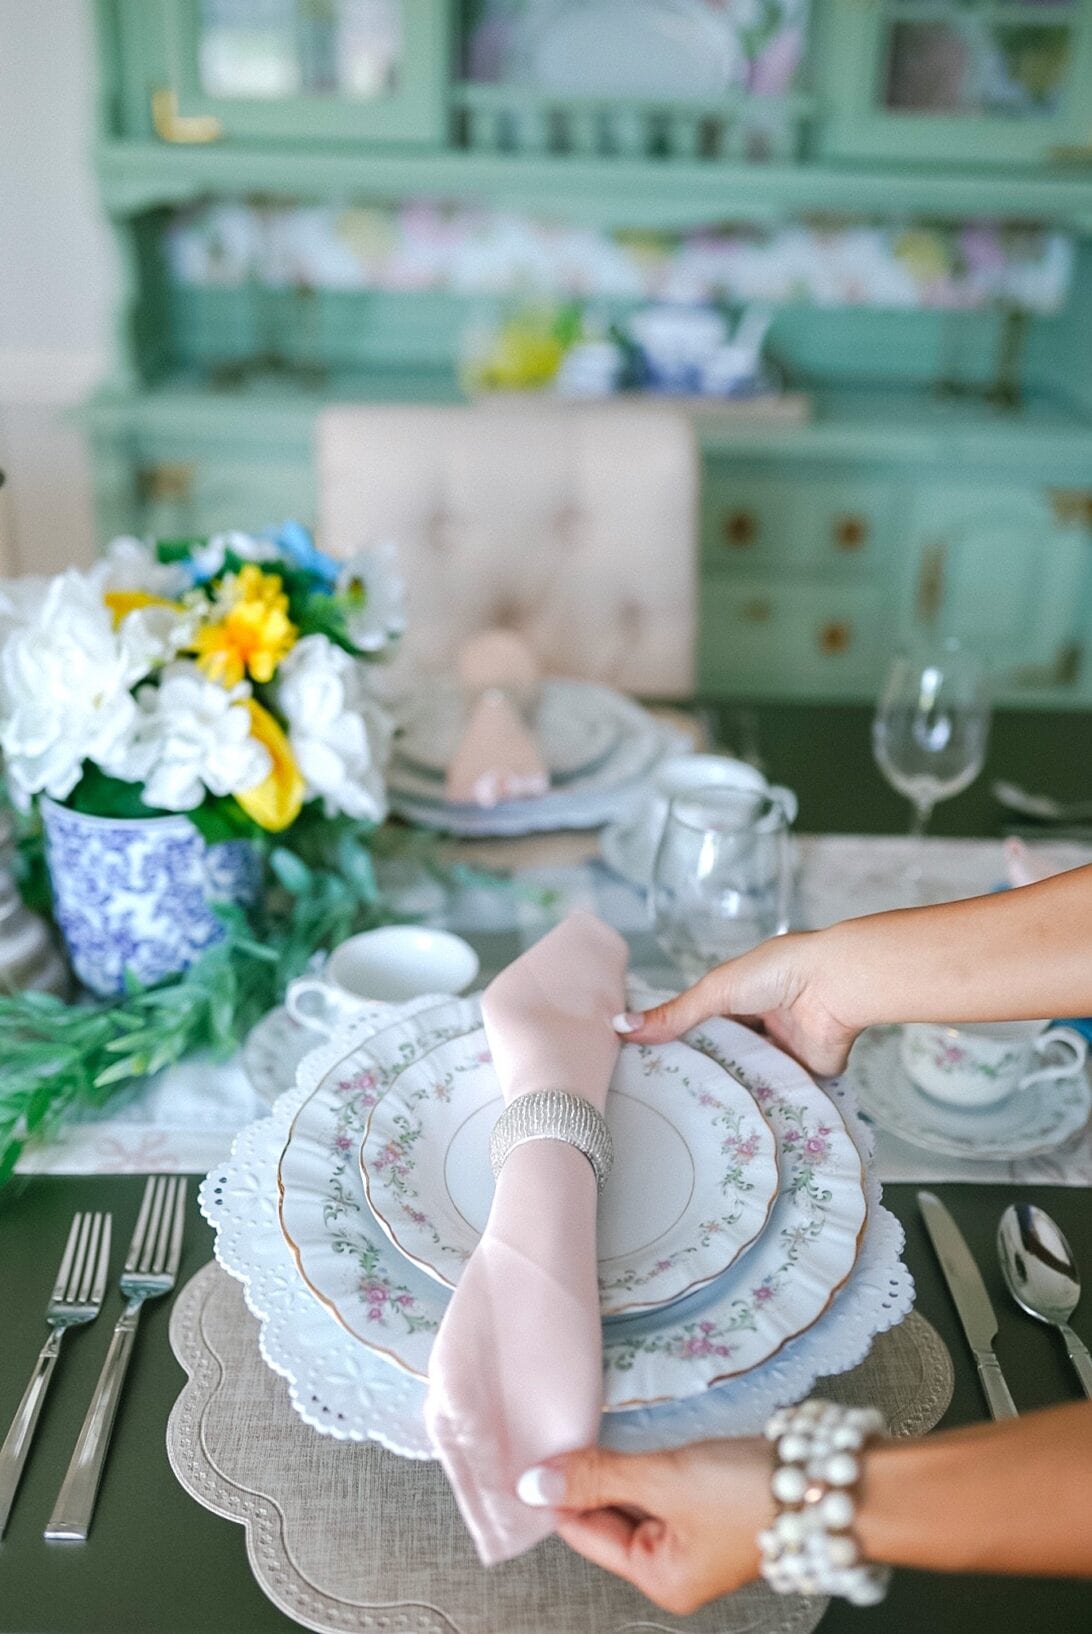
[651,788,792,983]
[873,638,991,838]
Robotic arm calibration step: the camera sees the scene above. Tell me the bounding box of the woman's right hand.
[614,930,861,1076]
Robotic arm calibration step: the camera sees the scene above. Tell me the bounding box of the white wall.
[0,0,118,575]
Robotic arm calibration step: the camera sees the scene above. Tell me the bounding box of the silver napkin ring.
[489,1091,613,1193]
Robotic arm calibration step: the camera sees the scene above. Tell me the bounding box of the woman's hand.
[518,1440,772,1615]
[615,930,862,1077]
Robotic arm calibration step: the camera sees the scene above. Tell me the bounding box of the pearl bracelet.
[758,1400,891,1606]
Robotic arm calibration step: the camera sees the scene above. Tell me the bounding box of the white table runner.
[18,834,1092,1185]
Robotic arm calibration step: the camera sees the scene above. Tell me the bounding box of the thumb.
[517,1445,664,1514]
[614,966,738,1044]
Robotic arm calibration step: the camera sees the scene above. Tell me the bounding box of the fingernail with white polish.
[612,1012,641,1035]
[517,1465,565,1507]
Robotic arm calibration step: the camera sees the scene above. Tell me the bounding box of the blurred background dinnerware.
[651,786,793,979]
[286,926,480,1032]
[900,1019,1088,1110]
[601,750,797,891]
[847,1024,1092,1161]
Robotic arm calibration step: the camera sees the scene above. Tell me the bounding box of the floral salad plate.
[276,993,869,1410]
[849,1026,1092,1161]
[358,1029,779,1318]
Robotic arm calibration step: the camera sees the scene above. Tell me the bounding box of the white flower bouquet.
[0,525,416,1178]
[0,524,403,835]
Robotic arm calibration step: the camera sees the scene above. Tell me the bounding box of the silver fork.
[45,1176,186,1542]
[0,1211,111,1537]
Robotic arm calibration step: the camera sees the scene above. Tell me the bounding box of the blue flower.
[264,520,340,590]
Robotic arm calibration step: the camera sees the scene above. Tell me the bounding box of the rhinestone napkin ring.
[489,1091,614,1192]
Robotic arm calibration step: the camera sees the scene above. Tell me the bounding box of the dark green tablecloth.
[0,1177,1088,1633]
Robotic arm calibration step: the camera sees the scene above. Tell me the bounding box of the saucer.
[848,1026,1092,1160]
[243,1006,316,1106]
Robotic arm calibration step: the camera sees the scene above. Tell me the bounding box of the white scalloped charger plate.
[359,1029,778,1318]
[200,991,908,1454]
[276,994,869,1409]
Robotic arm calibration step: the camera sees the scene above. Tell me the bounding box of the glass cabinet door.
[155,0,450,144]
[824,0,1092,164]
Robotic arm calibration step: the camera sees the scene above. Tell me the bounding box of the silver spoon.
[997,1203,1092,1398]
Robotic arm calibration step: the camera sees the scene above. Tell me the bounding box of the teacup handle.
[1020,1026,1089,1090]
[285,977,355,1035]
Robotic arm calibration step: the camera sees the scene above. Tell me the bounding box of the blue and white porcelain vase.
[40,799,261,998]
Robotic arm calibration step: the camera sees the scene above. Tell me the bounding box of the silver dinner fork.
[0,1211,112,1538]
[45,1176,186,1541]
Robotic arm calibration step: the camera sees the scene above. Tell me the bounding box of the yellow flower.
[190,565,297,687]
[234,699,305,833]
[103,589,184,626]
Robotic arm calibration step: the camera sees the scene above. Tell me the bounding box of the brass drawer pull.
[723,509,758,548]
[137,462,195,503]
[833,514,869,551]
[915,543,946,622]
[818,620,852,655]
[1048,490,1092,529]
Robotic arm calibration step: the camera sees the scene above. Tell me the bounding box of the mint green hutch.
[87,0,1092,708]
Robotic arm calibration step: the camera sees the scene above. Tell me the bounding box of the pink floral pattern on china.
[279,1008,480,1348]
[278,993,869,1408]
[358,1029,779,1318]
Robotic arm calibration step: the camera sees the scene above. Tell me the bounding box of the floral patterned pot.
[40,799,261,997]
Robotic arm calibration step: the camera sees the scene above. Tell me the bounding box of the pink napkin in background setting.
[424,910,628,1564]
[444,630,550,808]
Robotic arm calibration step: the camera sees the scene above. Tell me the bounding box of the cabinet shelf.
[95,137,1092,228]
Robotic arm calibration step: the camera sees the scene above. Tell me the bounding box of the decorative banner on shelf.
[165,201,1075,315]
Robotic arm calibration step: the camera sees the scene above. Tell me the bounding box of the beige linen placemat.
[167,1264,952,1634]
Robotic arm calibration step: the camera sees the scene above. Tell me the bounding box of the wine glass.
[651,788,792,983]
[872,639,990,886]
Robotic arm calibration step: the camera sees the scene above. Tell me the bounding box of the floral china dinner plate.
[358,1029,779,1318]
[277,993,868,1408]
[848,1026,1092,1160]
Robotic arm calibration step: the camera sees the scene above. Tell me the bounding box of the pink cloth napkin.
[424,911,628,1564]
[444,631,549,808]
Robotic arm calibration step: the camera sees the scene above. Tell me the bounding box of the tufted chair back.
[316,402,697,698]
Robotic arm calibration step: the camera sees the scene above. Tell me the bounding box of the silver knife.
[918,1191,1017,1420]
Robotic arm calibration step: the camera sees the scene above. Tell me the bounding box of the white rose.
[118,661,272,812]
[336,540,406,654]
[276,634,392,821]
[0,575,51,638]
[93,535,190,599]
[115,600,200,672]
[189,530,281,583]
[0,570,146,805]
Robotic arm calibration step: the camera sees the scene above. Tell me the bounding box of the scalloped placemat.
[167,1263,952,1634]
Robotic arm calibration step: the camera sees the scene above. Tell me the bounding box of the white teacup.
[613,754,797,886]
[286,926,479,1034]
[900,1019,1088,1110]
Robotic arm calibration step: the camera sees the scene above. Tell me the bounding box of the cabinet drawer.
[134,454,315,542]
[699,580,886,698]
[701,471,890,573]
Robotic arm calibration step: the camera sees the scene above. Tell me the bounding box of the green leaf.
[66,767,168,821]
[269,846,313,893]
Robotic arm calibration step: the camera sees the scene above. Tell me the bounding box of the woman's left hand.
[518,1438,772,1615]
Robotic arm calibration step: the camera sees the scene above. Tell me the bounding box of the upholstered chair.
[316,403,697,698]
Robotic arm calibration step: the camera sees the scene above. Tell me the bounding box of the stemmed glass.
[872,639,991,892]
[651,788,792,983]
